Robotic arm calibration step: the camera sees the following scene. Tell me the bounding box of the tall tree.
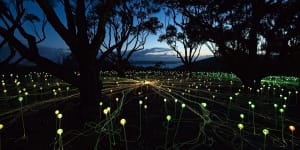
[100,0,162,76]
[164,0,300,87]
[158,10,203,72]
[0,0,119,124]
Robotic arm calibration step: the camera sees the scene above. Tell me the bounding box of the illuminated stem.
[240,130,243,150]
[252,110,256,135]
[274,109,278,129]
[58,135,64,150]
[263,135,266,150]
[123,126,128,150]
[227,100,232,121]
[281,113,286,144]
[291,132,294,150]
[20,102,26,138]
[138,105,142,139]
[173,108,184,142]
[58,119,62,129]
[164,122,169,150]
[109,113,116,145]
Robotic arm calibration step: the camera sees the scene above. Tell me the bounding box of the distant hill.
[176,56,223,71]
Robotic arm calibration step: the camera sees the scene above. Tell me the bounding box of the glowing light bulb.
[248,101,252,105]
[166,115,171,122]
[201,102,207,108]
[57,128,63,135]
[163,98,167,102]
[251,104,255,109]
[18,96,24,102]
[54,110,60,115]
[103,109,109,115]
[283,104,286,108]
[139,100,143,105]
[144,105,148,110]
[273,103,278,108]
[57,113,63,119]
[240,113,244,119]
[181,103,186,108]
[262,129,269,136]
[289,125,295,132]
[0,123,3,130]
[237,123,244,130]
[174,99,178,103]
[279,108,284,113]
[115,97,119,102]
[120,118,126,126]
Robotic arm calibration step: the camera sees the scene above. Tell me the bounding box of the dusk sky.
[2,1,213,65]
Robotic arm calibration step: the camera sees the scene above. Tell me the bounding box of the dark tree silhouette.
[158,10,203,72]
[0,0,120,124]
[163,0,300,88]
[100,1,162,76]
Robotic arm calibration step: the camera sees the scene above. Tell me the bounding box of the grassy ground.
[1,71,299,150]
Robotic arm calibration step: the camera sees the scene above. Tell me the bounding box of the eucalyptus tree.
[100,0,162,76]
[0,0,123,123]
[163,0,300,87]
[158,9,203,72]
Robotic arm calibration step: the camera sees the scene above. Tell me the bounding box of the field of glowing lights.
[0,71,299,150]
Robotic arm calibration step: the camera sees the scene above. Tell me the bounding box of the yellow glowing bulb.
[120,118,126,126]
[139,100,143,105]
[237,123,244,130]
[54,110,60,115]
[289,125,296,132]
[57,128,63,135]
[262,129,269,136]
[18,96,24,102]
[0,123,4,130]
[107,107,111,113]
[144,105,148,110]
[57,113,63,119]
[103,109,109,115]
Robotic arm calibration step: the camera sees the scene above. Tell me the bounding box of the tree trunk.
[78,62,101,124]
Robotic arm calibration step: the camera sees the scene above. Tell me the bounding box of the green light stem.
[252,110,256,135]
[227,100,232,121]
[164,102,168,115]
[99,106,102,120]
[109,113,116,145]
[240,130,243,150]
[20,102,26,138]
[173,108,184,143]
[263,135,266,150]
[164,122,169,150]
[174,102,177,117]
[274,108,278,129]
[58,119,61,129]
[281,113,286,144]
[123,126,128,150]
[247,106,251,122]
[58,135,64,150]
[138,105,142,139]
